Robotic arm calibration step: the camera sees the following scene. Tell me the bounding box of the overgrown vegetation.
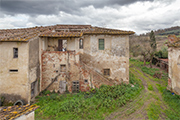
[155,46,168,58]
[131,59,180,120]
[35,72,142,120]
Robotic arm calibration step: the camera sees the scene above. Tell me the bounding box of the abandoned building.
[0,25,134,104]
[167,35,180,95]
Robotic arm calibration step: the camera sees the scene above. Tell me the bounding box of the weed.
[148,84,153,91]
[35,72,142,120]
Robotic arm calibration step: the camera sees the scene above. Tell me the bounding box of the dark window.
[99,39,104,50]
[84,79,88,83]
[60,64,66,72]
[9,69,18,72]
[72,81,79,93]
[79,39,83,49]
[13,48,18,58]
[104,69,110,76]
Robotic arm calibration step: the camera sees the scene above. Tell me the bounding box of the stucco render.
[0,41,29,103]
[168,47,180,95]
[81,35,129,83]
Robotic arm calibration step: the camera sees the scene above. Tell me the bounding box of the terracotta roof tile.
[0,25,134,41]
[0,104,39,120]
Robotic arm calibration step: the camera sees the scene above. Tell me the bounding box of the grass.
[147,84,153,91]
[35,59,180,120]
[131,59,180,120]
[147,101,161,120]
[162,90,180,120]
[35,72,143,120]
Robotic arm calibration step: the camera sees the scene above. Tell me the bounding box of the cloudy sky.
[0,0,179,34]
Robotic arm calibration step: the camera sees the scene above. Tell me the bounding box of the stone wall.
[168,47,180,95]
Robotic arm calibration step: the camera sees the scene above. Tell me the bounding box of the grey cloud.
[0,0,154,16]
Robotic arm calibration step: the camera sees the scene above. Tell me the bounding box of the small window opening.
[99,39,104,50]
[79,39,83,49]
[60,64,66,72]
[103,69,110,76]
[72,81,79,93]
[84,79,88,83]
[13,48,18,58]
[9,69,18,72]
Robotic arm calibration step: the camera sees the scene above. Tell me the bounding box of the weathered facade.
[167,35,180,95]
[0,25,134,104]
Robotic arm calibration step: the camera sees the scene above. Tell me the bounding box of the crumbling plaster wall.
[29,37,40,101]
[0,41,29,103]
[81,35,129,83]
[168,47,180,95]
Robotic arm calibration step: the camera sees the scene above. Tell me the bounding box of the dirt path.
[106,64,168,120]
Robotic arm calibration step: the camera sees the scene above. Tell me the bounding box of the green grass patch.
[148,84,153,91]
[35,72,142,120]
[147,101,161,120]
[162,90,180,119]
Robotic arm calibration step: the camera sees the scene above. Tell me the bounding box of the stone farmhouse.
[0,25,134,104]
[167,35,180,95]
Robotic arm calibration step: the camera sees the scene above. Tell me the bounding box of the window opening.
[9,69,18,72]
[84,79,88,83]
[99,39,104,50]
[13,48,18,58]
[79,39,83,49]
[58,40,67,51]
[72,81,79,93]
[60,64,66,72]
[103,69,110,76]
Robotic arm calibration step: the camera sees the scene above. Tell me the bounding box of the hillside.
[146,26,180,36]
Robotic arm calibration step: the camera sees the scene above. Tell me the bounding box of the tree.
[149,30,157,68]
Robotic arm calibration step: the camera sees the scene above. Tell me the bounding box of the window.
[84,79,88,83]
[72,81,79,93]
[99,39,104,50]
[9,69,18,72]
[13,48,18,58]
[103,69,110,76]
[60,64,66,72]
[79,39,83,49]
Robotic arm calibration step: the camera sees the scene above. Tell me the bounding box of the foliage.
[162,90,180,119]
[35,74,142,120]
[150,30,157,51]
[147,101,161,120]
[148,84,153,91]
[155,46,168,58]
[141,66,159,76]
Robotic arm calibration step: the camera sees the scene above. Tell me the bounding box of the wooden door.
[59,80,66,93]
[58,40,63,51]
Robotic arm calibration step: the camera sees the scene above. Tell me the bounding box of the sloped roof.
[0,25,135,42]
[0,104,39,120]
[167,35,180,47]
